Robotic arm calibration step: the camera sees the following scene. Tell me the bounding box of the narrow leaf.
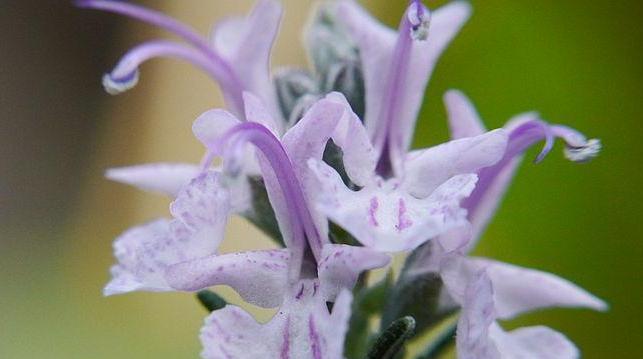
[366,316,416,359]
[196,290,227,312]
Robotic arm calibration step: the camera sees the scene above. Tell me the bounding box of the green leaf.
[243,176,284,247]
[366,316,416,359]
[196,290,227,313]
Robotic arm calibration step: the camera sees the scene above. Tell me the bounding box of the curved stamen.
[103,40,236,96]
[203,122,322,278]
[373,1,431,178]
[76,0,244,112]
[463,118,600,211]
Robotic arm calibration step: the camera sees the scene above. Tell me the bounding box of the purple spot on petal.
[281,317,291,359]
[369,197,379,227]
[308,315,322,359]
[396,198,413,231]
[295,283,305,300]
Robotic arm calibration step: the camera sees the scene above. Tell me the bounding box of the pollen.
[564,138,602,162]
[102,71,139,95]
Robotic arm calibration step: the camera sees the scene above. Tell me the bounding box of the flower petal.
[334,0,395,140]
[166,249,289,308]
[455,270,501,359]
[403,129,507,198]
[200,281,352,359]
[243,92,282,135]
[441,256,607,319]
[318,244,390,300]
[444,89,486,139]
[193,109,242,146]
[104,172,229,296]
[489,324,579,359]
[470,258,608,319]
[105,162,201,197]
[211,0,283,121]
[454,269,581,359]
[309,159,476,252]
[325,92,377,187]
[104,219,175,295]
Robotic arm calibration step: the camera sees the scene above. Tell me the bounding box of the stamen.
[464,117,599,213]
[76,0,244,113]
[203,122,323,278]
[103,41,224,95]
[373,1,431,178]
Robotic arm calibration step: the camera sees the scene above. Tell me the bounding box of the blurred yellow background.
[1,0,641,358]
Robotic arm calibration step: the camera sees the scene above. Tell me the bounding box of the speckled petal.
[200,281,352,359]
[318,244,390,299]
[166,249,290,308]
[104,172,229,296]
[309,159,477,252]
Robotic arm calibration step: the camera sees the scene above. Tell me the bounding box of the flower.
[306,1,508,252]
[105,92,389,308]
[194,94,391,358]
[84,0,607,357]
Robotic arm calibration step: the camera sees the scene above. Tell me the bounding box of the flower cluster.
[79,0,606,358]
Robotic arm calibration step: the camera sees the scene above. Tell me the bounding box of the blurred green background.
[1,0,641,357]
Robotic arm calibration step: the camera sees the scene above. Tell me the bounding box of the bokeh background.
[2,0,641,357]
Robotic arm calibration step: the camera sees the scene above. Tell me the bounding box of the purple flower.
[85,1,607,357]
[193,93,390,358]
[105,92,389,309]
[305,2,508,252]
